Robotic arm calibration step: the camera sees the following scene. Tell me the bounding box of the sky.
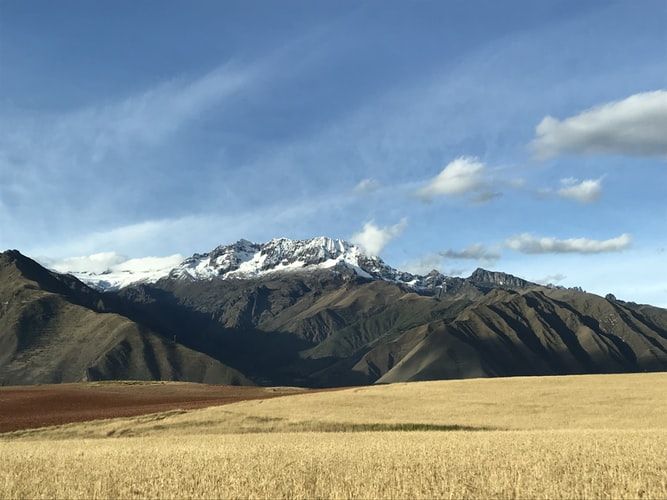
[1,0,666,306]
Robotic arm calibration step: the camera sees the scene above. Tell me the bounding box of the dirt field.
[0,382,307,433]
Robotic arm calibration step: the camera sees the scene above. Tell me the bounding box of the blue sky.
[1,0,666,305]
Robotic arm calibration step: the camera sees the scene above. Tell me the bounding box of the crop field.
[1,373,666,499]
[0,382,309,433]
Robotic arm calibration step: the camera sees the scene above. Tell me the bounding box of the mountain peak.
[171,237,464,292]
[174,236,372,281]
[42,237,537,293]
[1,249,25,262]
[469,268,532,288]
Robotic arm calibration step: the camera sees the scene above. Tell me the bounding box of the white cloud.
[42,252,127,274]
[41,252,184,276]
[557,177,603,203]
[532,90,667,159]
[445,268,466,277]
[353,178,380,193]
[39,219,189,258]
[440,244,500,262]
[351,218,407,256]
[26,192,354,260]
[113,255,185,273]
[417,157,493,201]
[506,233,632,254]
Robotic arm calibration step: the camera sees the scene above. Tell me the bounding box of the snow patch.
[47,253,185,291]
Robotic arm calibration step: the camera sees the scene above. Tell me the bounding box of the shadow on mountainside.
[106,286,327,386]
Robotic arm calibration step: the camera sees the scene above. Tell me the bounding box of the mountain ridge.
[0,250,251,386]
[40,237,553,294]
[2,247,665,387]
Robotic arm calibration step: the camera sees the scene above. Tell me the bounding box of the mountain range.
[1,237,666,386]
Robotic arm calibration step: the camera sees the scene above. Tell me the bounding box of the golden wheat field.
[2,373,666,499]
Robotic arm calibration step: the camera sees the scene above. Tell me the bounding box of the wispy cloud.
[400,252,468,276]
[0,59,270,248]
[81,65,256,161]
[351,218,408,256]
[532,90,667,159]
[534,273,567,285]
[506,233,632,254]
[2,62,258,169]
[353,178,380,194]
[400,253,444,275]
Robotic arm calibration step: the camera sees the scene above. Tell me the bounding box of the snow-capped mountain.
[60,254,184,291]
[167,237,481,292]
[52,236,530,293]
[171,237,415,282]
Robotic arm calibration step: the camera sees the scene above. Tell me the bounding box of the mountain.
[0,250,251,386]
[61,237,465,293]
[2,237,667,386]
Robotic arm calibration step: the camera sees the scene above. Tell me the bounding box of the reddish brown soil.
[0,382,310,433]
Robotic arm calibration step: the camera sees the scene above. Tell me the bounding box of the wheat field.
[2,373,666,499]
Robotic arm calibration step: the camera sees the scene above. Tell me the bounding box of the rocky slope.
[0,251,251,385]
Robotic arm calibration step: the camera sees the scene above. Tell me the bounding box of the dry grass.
[2,373,667,499]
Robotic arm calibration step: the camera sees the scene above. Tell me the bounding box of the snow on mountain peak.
[47,236,531,293]
[48,253,185,291]
[172,236,378,280]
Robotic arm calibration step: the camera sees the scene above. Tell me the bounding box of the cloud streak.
[3,62,257,171]
[506,233,632,254]
[84,64,255,161]
[532,90,667,159]
[0,59,268,247]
